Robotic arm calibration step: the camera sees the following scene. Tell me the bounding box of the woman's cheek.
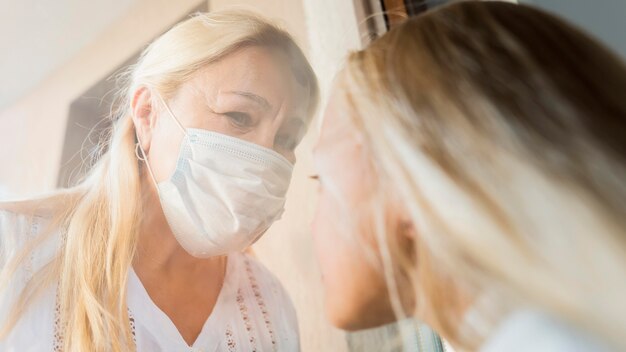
[148,132,182,182]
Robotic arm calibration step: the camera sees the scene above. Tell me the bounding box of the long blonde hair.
[0,11,318,351]
[340,1,626,349]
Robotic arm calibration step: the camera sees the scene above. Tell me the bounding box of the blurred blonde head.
[335,1,626,349]
[0,11,317,352]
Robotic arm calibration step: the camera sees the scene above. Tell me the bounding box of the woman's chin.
[324,295,399,331]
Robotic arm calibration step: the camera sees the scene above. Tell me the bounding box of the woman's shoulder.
[481,310,615,352]
[230,251,294,300]
[0,187,83,219]
[0,203,53,256]
[226,251,300,349]
[0,188,84,241]
[0,189,82,276]
[228,252,298,321]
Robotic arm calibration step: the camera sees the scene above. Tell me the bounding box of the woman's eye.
[224,112,251,127]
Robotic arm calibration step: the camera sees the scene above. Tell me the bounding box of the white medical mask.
[138,95,293,257]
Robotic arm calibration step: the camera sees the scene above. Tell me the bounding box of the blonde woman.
[312,1,626,351]
[0,11,318,351]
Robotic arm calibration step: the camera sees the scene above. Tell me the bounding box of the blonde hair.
[340,1,626,350]
[0,11,318,351]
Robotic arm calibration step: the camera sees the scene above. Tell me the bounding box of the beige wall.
[0,0,364,351]
[0,0,206,197]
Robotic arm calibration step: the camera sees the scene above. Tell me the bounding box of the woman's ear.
[131,86,155,154]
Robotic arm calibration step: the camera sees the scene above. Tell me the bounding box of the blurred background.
[1,0,624,351]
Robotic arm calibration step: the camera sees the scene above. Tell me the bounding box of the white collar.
[126,255,236,350]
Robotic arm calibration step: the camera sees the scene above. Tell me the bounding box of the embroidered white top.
[0,208,300,352]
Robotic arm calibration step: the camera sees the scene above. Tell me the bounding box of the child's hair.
[340,1,626,349]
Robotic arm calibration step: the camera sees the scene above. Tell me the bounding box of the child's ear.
[398,218,417,240]
[387,190,417,240]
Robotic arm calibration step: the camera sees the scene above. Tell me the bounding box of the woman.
[312,1,626,351]
[0,11,318,351]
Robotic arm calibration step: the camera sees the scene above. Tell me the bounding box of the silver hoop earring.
[135,142,146,161]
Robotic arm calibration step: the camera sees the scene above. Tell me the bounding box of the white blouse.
[0,209,299,352]
[480,310,614,352]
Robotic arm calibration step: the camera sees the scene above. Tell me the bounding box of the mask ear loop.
[135,137,159,187]
[135,92,189,188]
[155,92,188,136]
[154,92,198,162]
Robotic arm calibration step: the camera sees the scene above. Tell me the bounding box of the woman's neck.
[132,174,227,346]
[133,173,224,281]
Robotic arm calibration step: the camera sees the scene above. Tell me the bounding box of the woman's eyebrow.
[225,90,272,110]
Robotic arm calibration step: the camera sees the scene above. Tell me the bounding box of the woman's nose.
[250,126,278,151]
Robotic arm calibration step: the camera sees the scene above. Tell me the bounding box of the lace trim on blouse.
[52,256,282,351]
[52,293,137,350]
[245,258,277,350]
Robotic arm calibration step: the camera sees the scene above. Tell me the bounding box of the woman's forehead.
[195,47,293,87]
[185,47,310,111]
